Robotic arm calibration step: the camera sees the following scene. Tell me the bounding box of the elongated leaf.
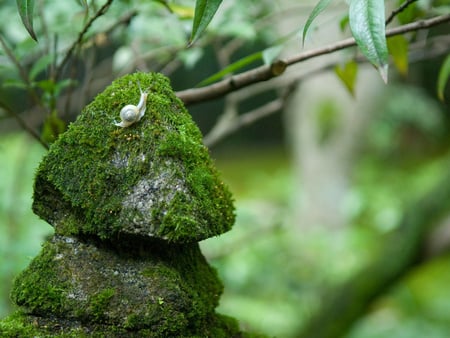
[197,51,263,87]
[349,0,388,83]
[303,0,333,45]
[189,0,222,45]
[335,60,358,96]
[387,35,408,76]
[16,0,37,41]
[3,78,28,89]
[437,54,450,102]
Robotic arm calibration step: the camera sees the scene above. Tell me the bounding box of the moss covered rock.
[10,235,227,335]
[33,72,234,242]
[0,73,263,337]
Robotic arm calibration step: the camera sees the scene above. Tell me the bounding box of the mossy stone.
[32,72,235,242]
[10,235,227,335]
[0,311,248,337]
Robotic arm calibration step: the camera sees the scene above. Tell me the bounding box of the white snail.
[114,81,148,128]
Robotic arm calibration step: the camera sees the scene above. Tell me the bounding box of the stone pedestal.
[1,73,254,337]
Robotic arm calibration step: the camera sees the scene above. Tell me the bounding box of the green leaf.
[3,78,28,89]
[396,0,423,25]
[16,0,38,41]
[29,54,52,81]
[189,0,222,45]
[335,60,358,96]
[303,0,334,45]
[437,54,450,102]
[387,35,409,77]
[197,51,263,87]
[339,15,349,32]
[349,0,389,83]
[35,79,56,93]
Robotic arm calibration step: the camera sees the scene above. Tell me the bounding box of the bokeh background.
[1,1,450,337]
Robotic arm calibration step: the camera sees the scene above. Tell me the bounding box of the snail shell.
[115,81,148,128]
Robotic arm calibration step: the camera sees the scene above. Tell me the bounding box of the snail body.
[115,81,148,128]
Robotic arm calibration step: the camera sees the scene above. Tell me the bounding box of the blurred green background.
[1,0,450,337]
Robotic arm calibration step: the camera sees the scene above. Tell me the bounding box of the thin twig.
[386,0,419,25]
[0,101,49,149]
[104,10,138,36]
[56,0,114,78]
[176,14,450,106]
[204,83,298,148]
[0,36,28,84]
[204,99,285,148]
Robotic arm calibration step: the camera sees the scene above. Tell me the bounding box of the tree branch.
[204,98,284,148]
[0,35,45,110]
[201,33,450,148]
[56,0,114,78]
[177,14,450,106]
[204,84,297,148]
[0,101,48,149]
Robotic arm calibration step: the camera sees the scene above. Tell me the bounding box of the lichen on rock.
[32,72,235,242]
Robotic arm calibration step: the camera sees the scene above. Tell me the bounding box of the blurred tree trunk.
[285,67,379,229]
[278,1,382,230]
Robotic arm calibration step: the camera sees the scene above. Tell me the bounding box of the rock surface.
[32,72,235,242]
[0,73,260,337]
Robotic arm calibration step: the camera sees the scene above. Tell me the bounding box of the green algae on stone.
[10,235,225,335]
[32,72,235,242]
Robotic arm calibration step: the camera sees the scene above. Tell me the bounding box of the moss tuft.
[10,241,68,316]
[89,288,116,322]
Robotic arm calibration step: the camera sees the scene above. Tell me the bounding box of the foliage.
[190,0,223,44]
[437,54,450,101]
[348,0,388,82]
[16,0,37,41]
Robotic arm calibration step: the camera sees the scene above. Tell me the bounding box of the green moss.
[8,235,234,335]
[0,311,42,338]
[0,311,252,337]
[4,234,255,336]
[89,288,116,322]
[10,241,68,316]
[33,72,235,242]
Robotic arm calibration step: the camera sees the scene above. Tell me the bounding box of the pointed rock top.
[33,72,235,242]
